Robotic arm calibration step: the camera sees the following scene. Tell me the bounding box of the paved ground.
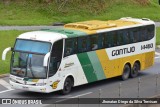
[0,50,160,107]
[0,26,63,31]
[0,22,159,31]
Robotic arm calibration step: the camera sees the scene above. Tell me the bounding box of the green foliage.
[0,30,26,74]
[156,27,160,45]
[0,0,160,25]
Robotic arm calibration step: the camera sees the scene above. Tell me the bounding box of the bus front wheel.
[121,64,131,80]
[130,62,140,78]
[61,77,72,94]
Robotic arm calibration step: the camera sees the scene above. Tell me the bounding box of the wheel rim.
[133,63,139,75]
[64,80,71,92]
[123,66,130,79]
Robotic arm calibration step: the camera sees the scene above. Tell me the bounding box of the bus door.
[48,40,63,77]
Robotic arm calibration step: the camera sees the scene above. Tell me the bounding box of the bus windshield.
[11,52,47,79]
[14,39,51,54]
[11,39,52,79]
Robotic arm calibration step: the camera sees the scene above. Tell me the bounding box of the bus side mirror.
[43,52,50,67]
[2,47,11,60]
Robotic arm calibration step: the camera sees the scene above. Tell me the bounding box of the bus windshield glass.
[11,52,47,79]
[14,39,51,54]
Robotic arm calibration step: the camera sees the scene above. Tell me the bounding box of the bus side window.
[124,30,131,44]
[104,32,113,48]
[112,32,118,46]
[98,33,104,49]
[130,29,134,43]
[78,37,90,53]
[64,38,77,57]
[133,28,139,43]
[140,27,147,42]
[147,25,154,40]
[90,35,98,51]
[118,30,124,46]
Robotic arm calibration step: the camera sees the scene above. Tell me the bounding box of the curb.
[0,73,9,78]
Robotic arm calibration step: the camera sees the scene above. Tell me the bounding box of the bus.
[2,17,155,94]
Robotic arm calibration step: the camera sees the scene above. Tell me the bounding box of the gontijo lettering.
[112,46,135,56]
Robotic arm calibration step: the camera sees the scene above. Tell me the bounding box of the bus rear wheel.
[61,77,72,94]
[130,62,140,78]
[121,64,131,80]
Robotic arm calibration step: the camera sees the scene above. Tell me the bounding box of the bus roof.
[18,17,155,42]
[47,17,155,37]
[63,17,154,34]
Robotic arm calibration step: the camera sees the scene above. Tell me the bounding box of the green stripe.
[77,53,97,83]
[87,52,106,80]
[43,28,87,38]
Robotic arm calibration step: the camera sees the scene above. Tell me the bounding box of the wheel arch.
[134,60,141,70]
[121,62,131,80]
[124,62,131,71]
[61,74,75,89]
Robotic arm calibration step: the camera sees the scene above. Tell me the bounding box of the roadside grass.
[0,30,27,74]
[0,28,160,75]
[0,0,160,25]
[156,27,160,45]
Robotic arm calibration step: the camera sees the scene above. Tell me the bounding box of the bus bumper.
[10,80,50,93]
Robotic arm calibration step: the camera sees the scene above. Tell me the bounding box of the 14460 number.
[141,43,153,50]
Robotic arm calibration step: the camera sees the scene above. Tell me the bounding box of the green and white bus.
[2,17,155,94]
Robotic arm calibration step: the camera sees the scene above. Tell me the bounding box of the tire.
[121,64,131,80]
[61,77,72,95]
[130,62,140,78]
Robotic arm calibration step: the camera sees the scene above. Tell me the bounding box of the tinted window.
[49,40,63,77]
[104,32,113,48]
[147,25,154,40]
[78,37,90,53]
[98,34,104,49]
[140,27,147,41]
[112,32,118,46]
[64,38,77,57]
[132,28,140,43]
[124,30,131,44]
[118,30,125,46]
[90,35,98,51]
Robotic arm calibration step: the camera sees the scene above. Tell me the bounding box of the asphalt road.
[0,49,160,107]
[0,22,160,31]
[0,26,63,31]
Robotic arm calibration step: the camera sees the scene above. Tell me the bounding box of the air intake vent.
[64,20,117,30]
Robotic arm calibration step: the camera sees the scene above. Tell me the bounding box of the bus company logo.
[64,62,74,68]
[112,46,135,56]
[51,80,60,89]
[2,99,11,104]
